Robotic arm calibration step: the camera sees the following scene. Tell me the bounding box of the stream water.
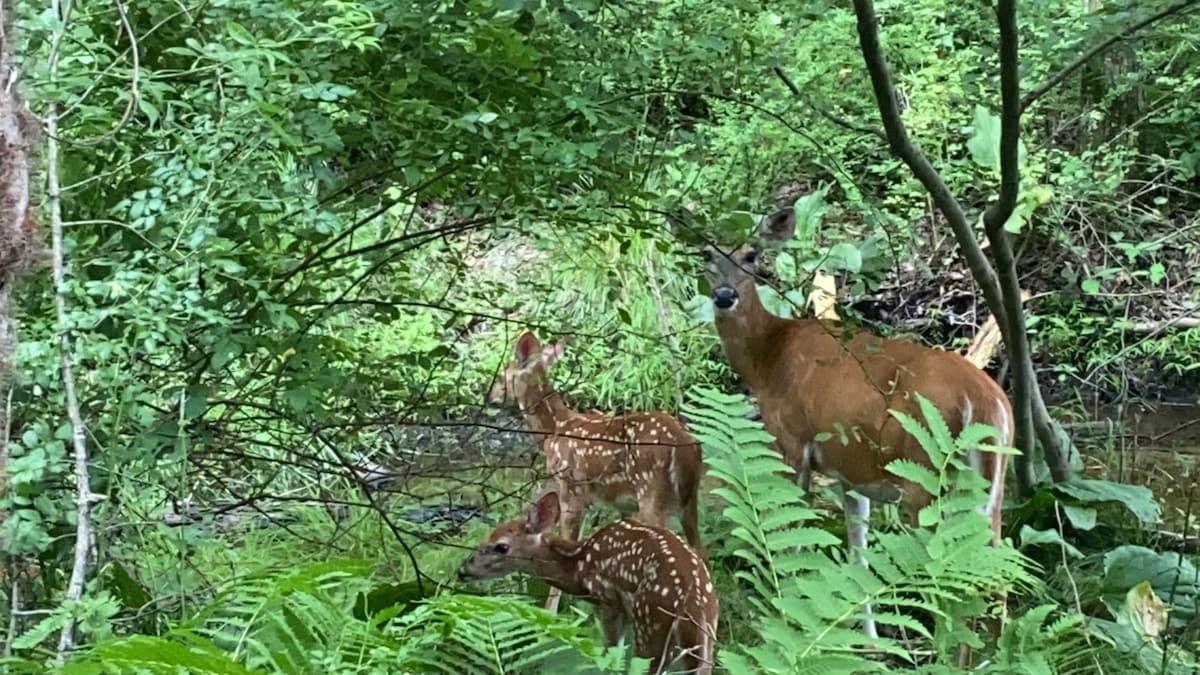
[1068,401,1199,534]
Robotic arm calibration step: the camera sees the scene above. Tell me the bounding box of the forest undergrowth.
[2,0,1199,672]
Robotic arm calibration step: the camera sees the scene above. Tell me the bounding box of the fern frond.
[390,593,617,674]
[955,422,1006,450]
[61,634,259,675]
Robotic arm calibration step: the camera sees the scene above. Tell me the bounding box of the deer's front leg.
[598,603,626,647]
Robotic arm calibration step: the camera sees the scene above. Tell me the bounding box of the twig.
[47,0,98,660]
[1021,0,1200,113]
[3,577,18,656]
[1161,481,1195,672]
[771,66,886,140]
[72,0,139,145]
[1127,316,1200,332]
[1054,503,1106,675]
[849,0,1008,329]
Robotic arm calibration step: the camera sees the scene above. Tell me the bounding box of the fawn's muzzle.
[711,286,738,310]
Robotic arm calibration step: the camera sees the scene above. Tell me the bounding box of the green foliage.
[389,594,640,675]
[59,561,631,675]
[6,0,1200,671]
[682,387,841,613]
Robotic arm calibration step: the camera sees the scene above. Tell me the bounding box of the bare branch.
[981,0,1036,492]
[72,0,139,146]
[771,66,886,140]
[1021,0,1200,113]
[987,0,1070,486]
[982,0,1021,235]
[46,0,99,660]
[850,0,1008,329]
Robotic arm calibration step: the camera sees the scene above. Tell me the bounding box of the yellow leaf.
[1124,581,1168,638]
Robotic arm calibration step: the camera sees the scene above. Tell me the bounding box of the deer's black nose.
[712,286,738,310]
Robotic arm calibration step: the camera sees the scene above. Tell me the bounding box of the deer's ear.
[540,341,565,369]
[524,491,561,533]
[755,207,796,243]
[514,331,542,366]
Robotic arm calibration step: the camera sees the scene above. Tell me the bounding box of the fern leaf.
[889,407,944,467]
[886,458,941,495]
[954,422,1006,450]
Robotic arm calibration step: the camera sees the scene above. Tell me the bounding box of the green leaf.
[1148,262,1166,285]
[1061,503,1096,531]
[1054,479,1161,527]
[183,385,208,421]
[1018,525,1083,559]
[826,242,862,274]
[1080,278,1101,295]
[1101,545,1198,629]
[226,20,255,46]
[966,104,1027,174]
[966,105,1001,172]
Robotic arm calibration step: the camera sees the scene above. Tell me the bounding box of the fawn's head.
[702,205,796,315]
[457,490,561,581]
[487,331,564,408]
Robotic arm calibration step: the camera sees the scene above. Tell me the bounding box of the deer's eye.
[742,248,759,264]
[492,543,510,554]
[700,248,714,263]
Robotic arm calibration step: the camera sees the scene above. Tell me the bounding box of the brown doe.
[458,490,719,674]
[488,332,705,611]
[701,203,1012,639]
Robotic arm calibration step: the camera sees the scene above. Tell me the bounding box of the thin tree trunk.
[983,0,1071,486]
[983,0,1036,493]
[47,0,97,660]
[1,0,43,554]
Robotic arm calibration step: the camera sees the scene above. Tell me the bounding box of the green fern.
[388,593,643,674]
[985,604,1090,674]
[60,560,639,675]
[682,386,841,614]
[60,634,260,675]
[62,559,410,674]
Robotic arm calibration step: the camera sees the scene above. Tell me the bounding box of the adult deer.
[700,204,1012,639]
[489,331,705,612]
[458,490,719,675]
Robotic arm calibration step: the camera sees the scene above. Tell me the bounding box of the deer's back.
[579,519,717,628]
[546,412,700,502]
[752,320,1012,483]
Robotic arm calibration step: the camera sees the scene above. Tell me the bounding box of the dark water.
[1068,401,1199,534]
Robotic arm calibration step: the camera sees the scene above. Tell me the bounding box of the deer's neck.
[519,381,574,436]
[529,536,590,597]
[713,285,796,391]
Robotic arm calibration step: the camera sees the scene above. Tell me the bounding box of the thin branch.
[3,577,18,656]
[267,162,464,293]
[982,0,1042,491]
[72,0,139,146]
[988,0,1070,485]
[771,66,886,140]
[47,0,98,660]
[1021,0,1200,113]
[982,0,1021,234]
[850,0,1008,330]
